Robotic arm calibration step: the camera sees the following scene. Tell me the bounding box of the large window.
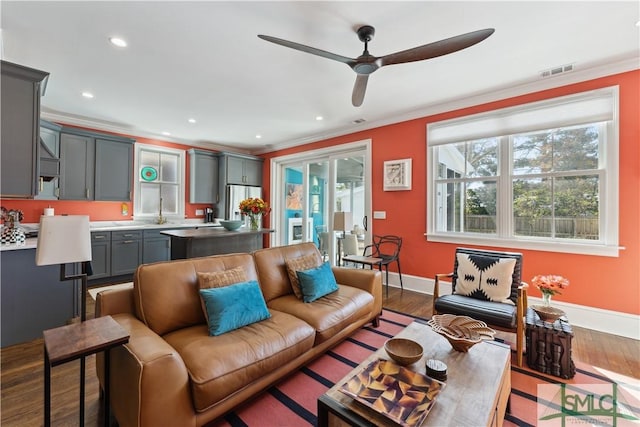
[134,143,186,221]
[427,87,619,256]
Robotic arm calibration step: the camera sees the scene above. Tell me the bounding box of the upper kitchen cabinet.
[59,127,134,201]
[60,132,95,200]
[95,138,133,201]
[219,153,263,187]
[1,61,49,198]
[188,149,219,204]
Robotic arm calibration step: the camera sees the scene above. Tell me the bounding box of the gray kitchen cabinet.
[111,230,143,276]
[143,229,171,264]
[95,138,133,201]
[1,248,76,347]
[36,120,62,200]
[59,133,95,200]
[188,149,219,204]
[219,153,263,186]
[90,231,112,280]
[1,61,49,198]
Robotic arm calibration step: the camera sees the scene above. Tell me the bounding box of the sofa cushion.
[297,262,338,302]
[253,242,325,303]
[285,253,322,299]
[268,285,374,346]
[163,310,315,412]
[200,280,271,336]
[454,253,516,302]
[134,253,259,336]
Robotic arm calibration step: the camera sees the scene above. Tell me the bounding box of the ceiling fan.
[258,26,494,107]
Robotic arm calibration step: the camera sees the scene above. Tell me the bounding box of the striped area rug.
[207,310,639,427]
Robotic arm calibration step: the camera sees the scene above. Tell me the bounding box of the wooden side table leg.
[44,347,51,427]
[104,349,111,427]
[80,356,85,425]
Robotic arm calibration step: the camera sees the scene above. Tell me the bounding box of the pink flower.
[532,275,569,296]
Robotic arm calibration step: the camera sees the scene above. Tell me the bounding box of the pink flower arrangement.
[532,275,570,296]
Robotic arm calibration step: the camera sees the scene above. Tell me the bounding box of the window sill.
[425,233,622,257]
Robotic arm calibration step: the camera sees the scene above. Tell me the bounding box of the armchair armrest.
[332,267,383,318]
[95,287,135,317]
[518,281,529,314]
[432,273,453,315]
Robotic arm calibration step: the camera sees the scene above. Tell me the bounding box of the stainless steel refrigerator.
[226,185,262,220]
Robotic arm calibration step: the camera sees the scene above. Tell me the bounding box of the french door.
[270,140,372,266]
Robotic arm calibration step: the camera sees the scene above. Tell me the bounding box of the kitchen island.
[161,228,274,259]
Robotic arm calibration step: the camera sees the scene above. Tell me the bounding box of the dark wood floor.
[1,287,638,426]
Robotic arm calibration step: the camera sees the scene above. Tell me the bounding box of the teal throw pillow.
[296,262,339,303]
[199,280,271,336]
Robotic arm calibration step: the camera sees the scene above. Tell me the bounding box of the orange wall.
[0,127,217,223]
[262,70,640,316]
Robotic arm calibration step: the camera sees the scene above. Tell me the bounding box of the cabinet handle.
[94,235,105,240]
[39,177,44,192]
[122,240,134,244]
[54,187,60,197]
[85,188,89,198]
[123,234,133,237]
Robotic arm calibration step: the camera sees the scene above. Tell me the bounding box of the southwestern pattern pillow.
[285,253,323,299]
[454,253,516,302]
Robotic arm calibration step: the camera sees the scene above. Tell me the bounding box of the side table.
[43,315,129,426]
[525,307,575,379]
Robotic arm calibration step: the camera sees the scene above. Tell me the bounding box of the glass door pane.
[334,155,366,265]
[308,161,329,260]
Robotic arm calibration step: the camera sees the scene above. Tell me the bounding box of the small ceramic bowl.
[219,220,243,231]
[384,338,423,365]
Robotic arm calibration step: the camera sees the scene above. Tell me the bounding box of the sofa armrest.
[95,287,135,317]
[332,267,383,317]
[433,273,454,315]
[96,313,195,427]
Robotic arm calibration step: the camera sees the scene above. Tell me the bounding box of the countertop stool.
[43,315,129,426]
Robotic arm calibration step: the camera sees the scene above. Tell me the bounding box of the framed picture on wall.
[383,159,412,191]
[286,183,303,210]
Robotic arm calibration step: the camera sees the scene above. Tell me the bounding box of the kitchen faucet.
[157,197,167,224]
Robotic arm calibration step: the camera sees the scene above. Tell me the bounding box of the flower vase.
[249,214,261,231]
[542,292,553,307]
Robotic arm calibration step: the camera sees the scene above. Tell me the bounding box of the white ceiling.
[2,1,638,154]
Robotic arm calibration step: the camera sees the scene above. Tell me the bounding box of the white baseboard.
[384,272,640,341]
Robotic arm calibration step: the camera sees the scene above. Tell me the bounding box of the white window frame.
[133,143,186,221]
[426,87,620,257]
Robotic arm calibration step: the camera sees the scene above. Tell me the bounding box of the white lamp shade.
[333,211,353,232]
[35,215,92,266]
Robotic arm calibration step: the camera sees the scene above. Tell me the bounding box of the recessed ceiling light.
[315,116,324,121]
[109,37,127,48]
[162,131,171,136]
[82,92,94,99]
[188,118,196,124]
[255,134,262,139]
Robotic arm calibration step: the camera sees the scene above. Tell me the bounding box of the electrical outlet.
[195,209,204,216]
[373,211,386,219]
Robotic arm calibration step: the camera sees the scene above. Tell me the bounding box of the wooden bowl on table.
[384,338,423,365]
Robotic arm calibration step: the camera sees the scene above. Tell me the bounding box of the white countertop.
[1,219,224,251]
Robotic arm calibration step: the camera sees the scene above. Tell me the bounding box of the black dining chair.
[362,235,403,295]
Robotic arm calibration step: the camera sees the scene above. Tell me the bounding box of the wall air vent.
[541,63,574,78]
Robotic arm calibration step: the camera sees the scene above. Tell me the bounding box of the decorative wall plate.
[141,166,158,181]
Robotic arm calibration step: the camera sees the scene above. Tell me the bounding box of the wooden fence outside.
[464,215,599,239]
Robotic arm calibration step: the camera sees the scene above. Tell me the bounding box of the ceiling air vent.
[541,64,574,78]
[352,118,366,124]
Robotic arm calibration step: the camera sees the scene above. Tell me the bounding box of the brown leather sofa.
[95,242,382,427]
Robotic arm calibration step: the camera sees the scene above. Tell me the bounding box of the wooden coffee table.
[318,321,511,427]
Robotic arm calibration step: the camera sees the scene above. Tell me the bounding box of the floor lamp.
[35,215,93,322]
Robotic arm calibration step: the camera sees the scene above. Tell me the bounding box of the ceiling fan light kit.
[258,26,495,107]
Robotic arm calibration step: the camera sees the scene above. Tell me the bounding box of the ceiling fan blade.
[352,74,369,107]
[379,28,495,67]
[258,34,355,65]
